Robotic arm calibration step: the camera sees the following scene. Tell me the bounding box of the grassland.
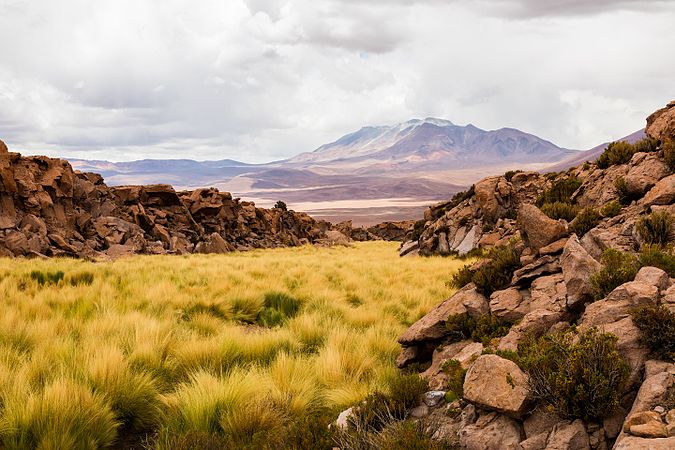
[0,242,464,449]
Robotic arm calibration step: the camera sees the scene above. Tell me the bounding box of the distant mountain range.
[69,119,636,224]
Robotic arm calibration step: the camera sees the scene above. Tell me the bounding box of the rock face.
[561,235,601,309]
[646,100,675,141]
[0,145,335,258]
[517,204,568,250]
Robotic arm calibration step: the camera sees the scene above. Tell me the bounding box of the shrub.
[273,201,288,211]
[536,176,581,206]
[632,305,675,361]
[601,200,622,218]
[30,270,64,286]
[471,244,521,296]
[448,264,473,289]
[591,249,640,299]
[410,219,426,241]
[569,207,601,237]
[257,292,302,327]
[614,176,639,205]
[446,314,512,345]
[637,210,674,246]
[632,137,660,153]
[638,244,675,276]
[441,359,466,401]
[504,170,523,182]
[518,327,630,421]
[376,420,455,450]
[540,202,579,222]
[597,141,636,169]
[664,138,675,171]
[68,271,95,286]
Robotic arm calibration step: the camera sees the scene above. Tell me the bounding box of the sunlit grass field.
[0,242,464,449]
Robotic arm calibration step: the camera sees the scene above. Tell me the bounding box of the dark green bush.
[471,244,521,296]
[638,244,675,276]
[590,249,640,300]
[68,271,95,286]
[632,305,675,361]
[377,421,455,450]
[664,138,675,171]
[410,219,426,241]
[518,327,630,421]
[273,200,288,211]
[536,176,582,206]
[637,210,674,246]
[504,170,523,182]
[597,141,637,169]
[569,207,601,237]
[448,265,473,289]
[601,200,622,218]
[540,201,579,221]
[30,270,64,286]
[614,176,639,205]
[441,359,466,402]
[257,292,302,327]
[446,313,513,345]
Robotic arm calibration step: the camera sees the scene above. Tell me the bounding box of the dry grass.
[0,242,462,448]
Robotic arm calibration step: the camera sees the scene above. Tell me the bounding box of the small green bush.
[632,305,675,361]
[30,270,64,286]
[540,201,579,221]
[664,138,675,171]
[68,271,95,286]
[633,137,660,153]
[569,207,601,237]
[471,244,521,296]
[518,327,630,421]
[536,177,582,206]
[410,219,426,241]
[376,421,455,450]
[273,200,288,211]
[637,210,674,246]
[638,244,675,276]
[441,359,466,401]
[590,249,640,300]
[448,265,473,290]
[601,200,622,218]
[614,176,639,205]
[257,292,302,327]
[446,314,512,345]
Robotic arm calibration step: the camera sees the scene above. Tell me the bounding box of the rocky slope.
[390,101,675,449]
[0,142,340,259]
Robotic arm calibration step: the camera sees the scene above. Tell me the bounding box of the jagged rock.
[561,235,601,309]
[517,204,567,250]
[422,341,483,390]
[398,283,487,347]
[463,355,531,418]
[523,407,564,440]
[399,240,419,256]
[624,411,668,437]
[194,233,233,254]
[511,255,561,286]
[642,174,675,206]
[335,407,354,430]
[489,287,531,321]
[545,420,590,450]
[646,100,675,141]
[423,391,446,407]
[459,412,523,450]
[539,237,568,255]
[623,152,671,197]
[498,309,567,352]
[529,273,567,312]
[634,266,669,292]
[316,230,351,246]
[519,432,548,450]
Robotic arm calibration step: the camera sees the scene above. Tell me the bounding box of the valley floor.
[0,242,463,449]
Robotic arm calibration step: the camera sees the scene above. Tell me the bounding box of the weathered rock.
[335,407,354,430]
[398,284,487,346]
[463,355,531,418]
[422,341,483,390]
[634,266,669,292]
[614,436,675,449]
[523,407,564,439]
[423,390,446,407]
[490,287,531,321]
[646,100,675,141]
[399,240,419,256]
[561,235,601,309]
[642,174,675,206]
[499,309,567,352]
[518,204,567,250]
[545,420,590,450]
[624,411,668,438]
[511,255,561,286]
[460,412,523,450]
[539,237,568,256]
[529,273,567,312]
[194,233,233,254]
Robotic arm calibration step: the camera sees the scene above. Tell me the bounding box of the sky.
[0,0,674,163]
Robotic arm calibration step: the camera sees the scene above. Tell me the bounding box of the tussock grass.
[0,242,461,447]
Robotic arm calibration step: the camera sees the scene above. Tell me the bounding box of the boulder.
[646,100,675,141]
[422,341,483,390]
[560,235,601,309]
[463,355,531,418]
[517,204,567,250]
[545,420,590,450]
[194,233,233,254]
[398,284,487,346]
[623,153,671,197]
[490,287,531,321]
[498,309,567,352]
[399,240,419,257]
[511,255,561,286]
[634,266,669,292]
[459,412,523,450]
[539,238,568,256]
[529,273,567,312]
[623,411,668,438]
[642,174,675,206]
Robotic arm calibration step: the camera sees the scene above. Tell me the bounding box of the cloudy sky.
[0,0,673,163]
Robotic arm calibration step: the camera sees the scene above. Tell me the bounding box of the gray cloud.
[0,0,673,163]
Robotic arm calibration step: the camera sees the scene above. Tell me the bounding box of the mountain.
[69,118,581,224]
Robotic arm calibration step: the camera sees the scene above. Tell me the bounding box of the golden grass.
[0,242,464,448]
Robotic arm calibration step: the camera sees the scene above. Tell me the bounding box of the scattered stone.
[634,266,670,292]
[545,420,590,450]
[423,391,447,408]
[459,412,523,450]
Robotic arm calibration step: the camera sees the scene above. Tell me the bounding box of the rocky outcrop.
[0,142,332,258]
[646,100,675,141]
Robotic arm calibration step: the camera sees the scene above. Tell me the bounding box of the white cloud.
[0,0,673,162]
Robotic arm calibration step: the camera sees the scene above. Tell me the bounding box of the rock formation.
[392,101,675,449]
[0,143,337,258]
